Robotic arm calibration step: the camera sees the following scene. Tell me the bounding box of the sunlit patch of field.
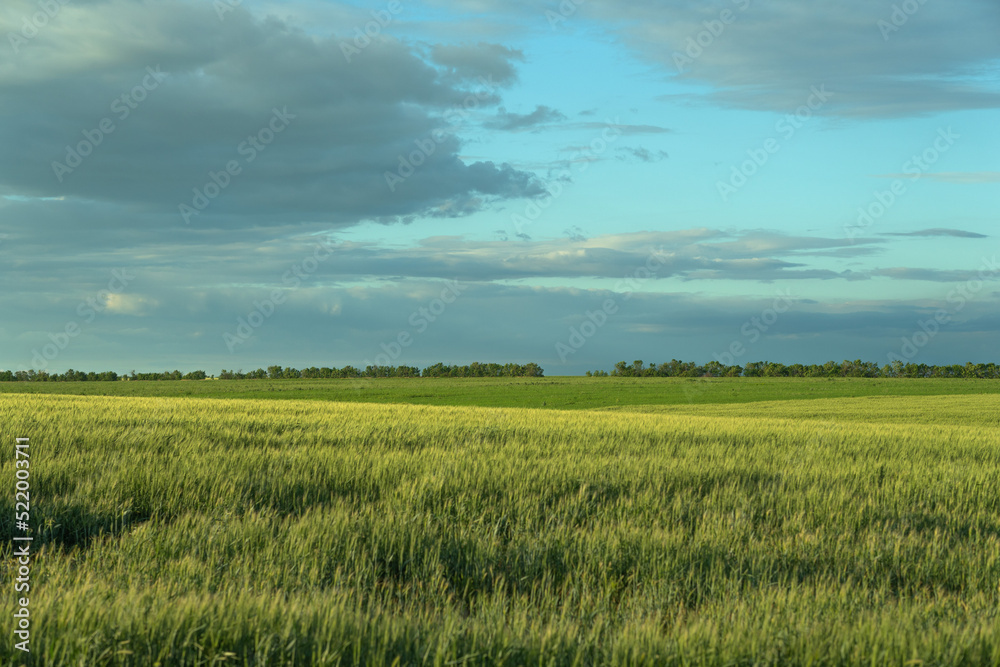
[606,392,1000,427]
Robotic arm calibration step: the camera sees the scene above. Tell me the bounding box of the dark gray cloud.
[7,273,1000,374]
[0,0,542,233]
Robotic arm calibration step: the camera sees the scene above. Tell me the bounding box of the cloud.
[887,172,1000,184]
[3,0,997,375]
[882,228,988,239]
[432,0,1000,118]
[164,229,882,283]
[0,0,542,234]
[1,227,893,304]
[8,275,1000,374]
[553,124,671,137]
[582,121,670,135]
[104,293,158,315]
[872,267,1000,282]
[619,0,1000,117]
[617,147,669,163]
[428,42,524,85]
[484,105,567,130]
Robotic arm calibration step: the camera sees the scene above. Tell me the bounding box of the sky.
[0,0,998,375]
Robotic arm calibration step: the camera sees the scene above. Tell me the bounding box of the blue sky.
[0,0,997,374]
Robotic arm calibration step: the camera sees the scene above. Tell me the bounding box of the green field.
[2,379,1000,665]
[2,376,999,409]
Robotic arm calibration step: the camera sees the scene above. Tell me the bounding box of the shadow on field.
[0,498,152,551]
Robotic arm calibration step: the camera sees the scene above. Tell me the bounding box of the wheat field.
[2,389,1000,665]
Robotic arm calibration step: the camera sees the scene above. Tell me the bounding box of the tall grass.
[2,393,999,665]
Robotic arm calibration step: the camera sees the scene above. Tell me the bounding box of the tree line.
[0,362,544,382]
[6,360,998,381]
[589,359,1000,379]
[221,363,543,379]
